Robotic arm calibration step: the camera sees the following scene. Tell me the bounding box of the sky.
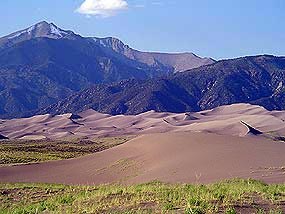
[0,0,285,59]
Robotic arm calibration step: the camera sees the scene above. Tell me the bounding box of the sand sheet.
[0,132,284,184]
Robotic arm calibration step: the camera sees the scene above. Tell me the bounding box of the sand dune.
[0,132,284,184]
[1,103,285,139]
[1,103,285,185]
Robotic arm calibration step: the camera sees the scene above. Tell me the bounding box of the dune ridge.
[1,103,285,139]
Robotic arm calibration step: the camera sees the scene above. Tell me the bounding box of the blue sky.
[1,0,284,59]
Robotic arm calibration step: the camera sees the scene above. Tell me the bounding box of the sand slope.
[0,132,284,184]
[1,103,285,139]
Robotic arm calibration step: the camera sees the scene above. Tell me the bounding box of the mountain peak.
[0,21,79,48]
[12,21,74,39]
[33,21,59,32]
[35,20,49,27]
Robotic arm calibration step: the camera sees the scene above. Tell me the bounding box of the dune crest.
[240,121,263,136]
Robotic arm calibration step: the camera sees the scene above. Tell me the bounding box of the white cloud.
[76,0,128,18]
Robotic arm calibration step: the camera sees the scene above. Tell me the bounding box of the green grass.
[0,179,284,213]
[0,136,134,165]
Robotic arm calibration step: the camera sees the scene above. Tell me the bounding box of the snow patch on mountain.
[93,38,108,47]
[8,26,35,39]
[6,22,71,41]
[50,24,68,37]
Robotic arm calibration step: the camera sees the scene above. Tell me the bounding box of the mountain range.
[37,55,285,116]
[0,21,284,118]
[0,21,214,118]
